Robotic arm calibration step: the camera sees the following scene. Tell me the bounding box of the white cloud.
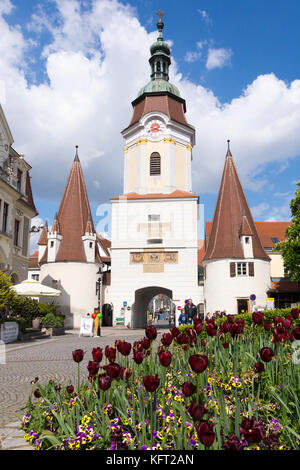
[250,203,270,219]
[0,0,299,225]
[184,50,201,63]
[206,47,232,70]
[197,9,211,25]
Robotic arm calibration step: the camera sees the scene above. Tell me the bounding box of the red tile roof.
[203,147,269,262]
[29,250,39,268]
[111,190,199,201]
[128,94,189,128]
[197,240,205,267]
[38,223,48,245]
[269,280,300,293]
[206,221,291,250]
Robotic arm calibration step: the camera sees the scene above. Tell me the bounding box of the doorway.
[133,286,173,329]
[237,298,249,314]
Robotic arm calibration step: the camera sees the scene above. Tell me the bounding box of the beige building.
[0,104,38,283]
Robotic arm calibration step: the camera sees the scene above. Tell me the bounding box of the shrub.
[40,312,65,328]
[9,296,39,328]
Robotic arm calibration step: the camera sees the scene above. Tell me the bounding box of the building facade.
[0,104,38,283]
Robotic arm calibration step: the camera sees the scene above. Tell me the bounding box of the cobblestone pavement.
[0,326,169,433]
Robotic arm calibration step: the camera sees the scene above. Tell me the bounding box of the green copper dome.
[137,79,181,98]
[136,11,181,100]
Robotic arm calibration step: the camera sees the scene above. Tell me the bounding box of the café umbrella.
[11,279,61,298]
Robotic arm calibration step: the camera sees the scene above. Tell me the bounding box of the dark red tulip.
[194,323,203,335]
[187,401,208,420]
[145,326,157,341]
[55,384,61,391]
[288,332,294,342]
[87,360,99,377]
[227,314,234,324]
[189,354,208,373]
[158,351,172,367]
[222,342,229,349]
[119,367,132,380]
[282,318,292,329]
[66,385,74,394]
[252,311,263,324]
[98,374,112,391]
[274,316,282,325]
[92,347,103,363]
[182,381,196,397]
[254,362,265,373]
[170,327,180,337]
[222,434,244,450]
[133,351,144,364]
[230,322,243,338]
[34,389,41,398]
[72,349,84,363]
[220,321,230,333]
[259,347,275,362]
[105,346,116,363]
[176,333,188,345]
[143,374,160,393]
[292,327,300,340]
[103,363,121,379]
[273,326,288,343]
[141,337,151,350]
[263,321,271,331]
[133,340,143,352]
[117,340,132,356]
[196,420,215,447]
[291,308,299,320]
[161,333,173,347]
[189,333,197,346]
[206,323,218,337]
[201,339,207,347]
[263,433,281,449]
[240,417,266,443]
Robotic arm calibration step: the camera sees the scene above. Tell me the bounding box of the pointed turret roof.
[38,221,48,245]
[203,142,270,262]
[51,212,61,233]
[54,146,96,262]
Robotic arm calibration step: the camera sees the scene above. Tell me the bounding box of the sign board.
[250,294,256,301]
[177,306,181,310]
[0,322,19,344]
[79,317,94,337]
[127,306,131,311]
[123,301,127,307]
[266,298,275,310]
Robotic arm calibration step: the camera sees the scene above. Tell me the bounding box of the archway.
[132,286,173,329]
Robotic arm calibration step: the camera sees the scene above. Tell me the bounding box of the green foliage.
[273,182,300,281]
[10,296,40,327]
[0,270,16,313]
[40,311,65,328]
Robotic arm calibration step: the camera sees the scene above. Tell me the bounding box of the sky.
[0,0,299,251]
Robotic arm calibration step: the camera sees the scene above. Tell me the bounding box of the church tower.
[203,142,271,315]
[110,13,203,328]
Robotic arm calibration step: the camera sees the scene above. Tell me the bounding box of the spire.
[74,145,79,162]
[203,142,270,262]
[51,212,60,233]
[226,139,232,158]
[85,213,94,234]
[50,149,95,262]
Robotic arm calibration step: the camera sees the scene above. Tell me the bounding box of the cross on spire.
[156,9,165,20]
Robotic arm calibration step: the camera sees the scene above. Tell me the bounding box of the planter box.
[42,326,65,336]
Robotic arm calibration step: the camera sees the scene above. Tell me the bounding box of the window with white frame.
[236,262,247,276]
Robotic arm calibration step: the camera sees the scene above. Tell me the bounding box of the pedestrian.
[178,308,188,325]
[169,310,175,326]
[185,299,197,323]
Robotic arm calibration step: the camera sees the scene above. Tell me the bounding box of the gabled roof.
[203,144,269,262]
[38,222,48,246]
[29,250,39,269]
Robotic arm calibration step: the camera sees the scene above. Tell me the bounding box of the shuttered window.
[150,152,161,176]
[230,262,236,277]
[248,262,254,277]
[22,217,29,256]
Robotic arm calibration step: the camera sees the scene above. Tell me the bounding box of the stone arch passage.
[132,286,173,329]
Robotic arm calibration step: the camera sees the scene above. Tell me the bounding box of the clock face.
[146,119,165,137]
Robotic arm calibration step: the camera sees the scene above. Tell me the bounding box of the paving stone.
[1,437,28,449]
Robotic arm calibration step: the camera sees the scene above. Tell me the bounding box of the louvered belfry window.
[150,152,161,176]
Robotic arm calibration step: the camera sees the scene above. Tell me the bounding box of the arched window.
[150,152,161,176]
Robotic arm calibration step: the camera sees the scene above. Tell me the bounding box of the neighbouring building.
[38,147,111,329]
[0,104,38,283]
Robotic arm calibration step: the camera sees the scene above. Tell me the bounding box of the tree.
[273,182,300,281]
[0,270,16,314]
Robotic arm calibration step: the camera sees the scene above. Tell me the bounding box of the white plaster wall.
[269,252,285,278]
[40,262,100,329]
[203,258,271,315]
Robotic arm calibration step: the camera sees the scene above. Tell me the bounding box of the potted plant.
[40,311,65,336]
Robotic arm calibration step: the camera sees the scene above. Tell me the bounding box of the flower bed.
[21,309,300,450]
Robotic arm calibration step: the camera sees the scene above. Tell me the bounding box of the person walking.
[185,299,197,323]
[178,308,188,325]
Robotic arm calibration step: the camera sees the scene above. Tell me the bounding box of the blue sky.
[1,0,299,248]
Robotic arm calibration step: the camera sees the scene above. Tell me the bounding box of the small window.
[271,237,279,244]
[245,237,250,244]
[32,274,39,281]
[14,219,20,246]
[89,242,93,248]
[150,153,161,176]
[148,214,160,221]
[147,239,162,244]
[2,202,8,233]
[17,169,22,192]
[237,262,247,276]
[50,241,54,248]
